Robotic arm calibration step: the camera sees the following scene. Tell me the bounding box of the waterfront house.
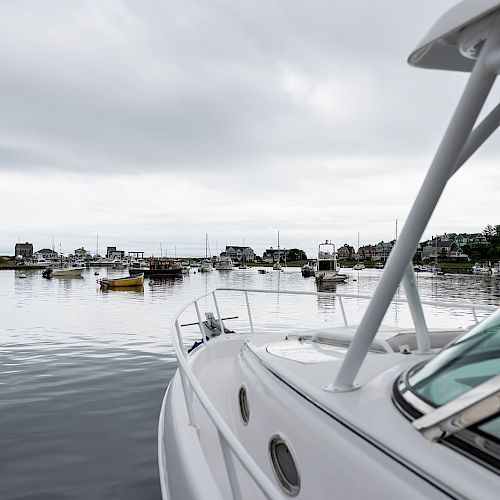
[358,244,377,261]
[15,242,33,259]
[421,235,468,261]
[106,246,125,259]
[456,232,489,247]
[34,248,58,261]
[337,244,355,261]
[374,241,395,261]
[263,247,289,263]
[224,246,255,263]
[74,247,90,258]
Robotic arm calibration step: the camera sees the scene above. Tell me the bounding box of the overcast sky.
[1,0,498,258]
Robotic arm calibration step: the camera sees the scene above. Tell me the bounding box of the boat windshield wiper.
[412,373,500,441]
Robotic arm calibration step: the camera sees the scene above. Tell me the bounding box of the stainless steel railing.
[170,287,497,499]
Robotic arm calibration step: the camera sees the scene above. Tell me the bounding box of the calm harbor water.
[1,266,500,499]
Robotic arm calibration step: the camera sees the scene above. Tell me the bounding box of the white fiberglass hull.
[160,332,497,500]
[51,267,84,277]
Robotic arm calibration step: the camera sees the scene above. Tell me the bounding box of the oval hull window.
[269,435,300,496]
[239,386,250,425]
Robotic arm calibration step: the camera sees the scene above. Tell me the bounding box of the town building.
[262,247,290,263]
[421,235,468,261]
[455,233,489,247]
[337,244,355,261]
[224,246,255,263]
[34,248,59,261]
[106,246,125,259]
[15,242,33,259]
[374,241,395,261]
[358,244,377,261]
[74,247,90,258]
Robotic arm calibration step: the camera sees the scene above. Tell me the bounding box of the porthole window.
[238,386,250,425]
[269,435,300,496]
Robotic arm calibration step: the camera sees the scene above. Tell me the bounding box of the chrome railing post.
[245,291,254,334]
[338,296,348,326]
[218,431,243,500]
[212,291,226,334]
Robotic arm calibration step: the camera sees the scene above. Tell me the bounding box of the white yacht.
[159,2,500,499]
[215,256,234,271]
[200,260,214,272]
[314,240,348,283]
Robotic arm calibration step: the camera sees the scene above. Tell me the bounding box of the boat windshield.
[407,309,500,408]
[318,261,334,271]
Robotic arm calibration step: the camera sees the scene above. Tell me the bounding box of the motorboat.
[215,256,234,271]
[352,262,365,271]
[42,267,84,278]
[200,259,214,272]
[129,258,183,277]
[374,261,384,269]
[272,262,282,271]
[472,262,492,274]
[159,2,500,499]
[99,273,144,288]
[300,262,315,277]
[314,240,348,283]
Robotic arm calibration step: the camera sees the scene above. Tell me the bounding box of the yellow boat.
[99,273,144,288]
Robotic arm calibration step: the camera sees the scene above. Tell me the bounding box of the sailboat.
[353,232,365,270]
[430,235,445,275]
[272,230,282,270]
[200,234,214,272]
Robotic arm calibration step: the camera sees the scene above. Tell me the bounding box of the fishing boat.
[99,273,144,288]
[129,258,183,277]
[159,2,500,499]
[314,240,348,283]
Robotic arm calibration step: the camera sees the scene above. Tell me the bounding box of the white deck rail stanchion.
[245,291,254,334]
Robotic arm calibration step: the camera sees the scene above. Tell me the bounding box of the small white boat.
[43,267,84,278]
[472,262,492,274]
[18,272,27,279]
[160,3,500,499]
[272,262,282,271]
[352,262,365,270]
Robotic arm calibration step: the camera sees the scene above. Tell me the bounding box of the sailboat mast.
[277,230,280,264]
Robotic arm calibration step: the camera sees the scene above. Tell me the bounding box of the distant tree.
[495,225,500,237]
[483,224,496,238]
[287,248,307,261]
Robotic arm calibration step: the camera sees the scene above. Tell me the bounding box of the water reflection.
[2,266,500,499]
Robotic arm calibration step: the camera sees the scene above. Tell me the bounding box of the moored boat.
[314,240,347,283]
[42,267,84,278]
[129,258,183,277]
[99,273,144,287]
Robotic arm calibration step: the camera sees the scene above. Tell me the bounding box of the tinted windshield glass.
[318,261,334,271]
[408,310,500,407]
